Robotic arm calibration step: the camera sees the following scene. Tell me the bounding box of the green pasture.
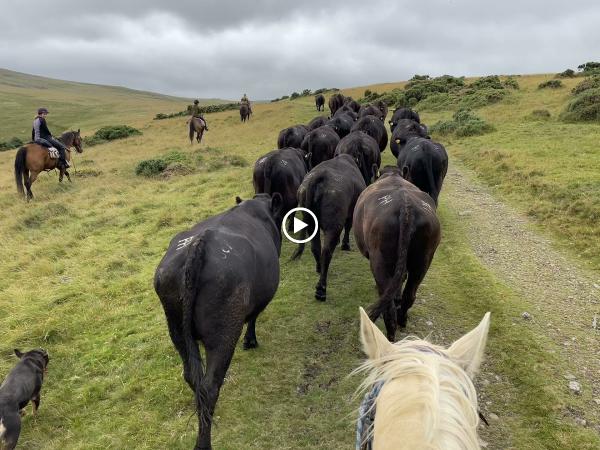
[0,72,598,449]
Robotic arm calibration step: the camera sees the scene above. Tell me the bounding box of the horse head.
[72,129,83,153]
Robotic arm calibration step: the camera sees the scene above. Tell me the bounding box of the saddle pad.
[48,147,59,159]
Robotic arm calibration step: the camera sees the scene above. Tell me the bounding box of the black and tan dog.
[0,349,49,450]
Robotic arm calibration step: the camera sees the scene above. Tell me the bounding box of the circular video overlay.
[282,207,319,244]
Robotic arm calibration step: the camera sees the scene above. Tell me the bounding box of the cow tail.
[368,199,412,321]
[14,146,27,196]
[426,152,438,205]
[263,156,275,195]
[182,233,211,430]
[290,179,321,261]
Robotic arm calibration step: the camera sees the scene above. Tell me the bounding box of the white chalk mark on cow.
[176,236,194,251]
[221,243,233,259]
[257,157,267,165]
[378,194,393,206]
[421,200,433,212]
[280,160,288,166]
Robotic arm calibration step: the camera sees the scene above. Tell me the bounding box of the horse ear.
[447,312,491,378]
[359,307,393,360]
[14,349,24,359]
[77,128,80,133]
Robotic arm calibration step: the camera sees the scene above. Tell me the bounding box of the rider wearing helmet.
[32,108,70,169]
[190,99,208,130]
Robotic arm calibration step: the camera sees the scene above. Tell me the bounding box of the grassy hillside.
[0,74,598,449]
[0,68,226,142]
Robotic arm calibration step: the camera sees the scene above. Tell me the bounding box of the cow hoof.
[243,339,259,350]
[315,288,326,301]
[341,243,350,251]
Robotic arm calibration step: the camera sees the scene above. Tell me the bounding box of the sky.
[1,0,598,100]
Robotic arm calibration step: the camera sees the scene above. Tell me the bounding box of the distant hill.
[0,68,227,141]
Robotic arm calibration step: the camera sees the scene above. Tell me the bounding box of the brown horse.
[240,103,251,122]
[14,130,83,201]
[188,117,205,144]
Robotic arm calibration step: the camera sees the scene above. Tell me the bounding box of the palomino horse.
[240,103,251,122]
[14,130,83,201]
[355,308,491,450]
[188,117,205,144]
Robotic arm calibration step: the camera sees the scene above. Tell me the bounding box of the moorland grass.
[0,73,598,449]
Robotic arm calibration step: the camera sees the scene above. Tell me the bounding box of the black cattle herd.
[0,93,449,450]
[155,93,449,449]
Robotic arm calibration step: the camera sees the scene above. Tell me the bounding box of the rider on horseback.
[32,108,70,169]
[241,93,252,114]
[191,100,208,130]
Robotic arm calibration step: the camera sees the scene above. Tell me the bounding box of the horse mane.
[354,336,480,450]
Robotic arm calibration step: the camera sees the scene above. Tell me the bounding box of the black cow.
[334,131,381,186]
[389,107,421,132]
[344,98,362,113]
[325,114,353,139]
[351,115,388,152]
[390,119,428,158]
[397,137,448,205]
[253,147,309,217]
[374,100,389,119]
[292,154,366,301]
[154,194,283,450]
[300,126,340,168]
[277,124,308,149]
[333,105,359,121]
[328,93,345,115]
[353,167,441,340]
[0,349,49,450]
[315,94,325,111]
[307,116,329,131]
[358,104,385,121]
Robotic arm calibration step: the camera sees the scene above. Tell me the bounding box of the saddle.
[32,139,59,158]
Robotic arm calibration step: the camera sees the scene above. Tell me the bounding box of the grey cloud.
[1,1,599,99]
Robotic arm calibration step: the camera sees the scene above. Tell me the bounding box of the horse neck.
[59,132,74,147]
[366,344,480,449]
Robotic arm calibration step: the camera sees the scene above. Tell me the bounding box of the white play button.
[293,217,308,234]
[282,207,319,244]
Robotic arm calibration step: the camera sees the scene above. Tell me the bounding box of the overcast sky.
[1,0,598,100]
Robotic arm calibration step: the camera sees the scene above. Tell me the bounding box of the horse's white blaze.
[356,308,491,450]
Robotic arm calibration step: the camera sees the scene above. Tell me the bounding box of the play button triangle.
[293,217,309,234]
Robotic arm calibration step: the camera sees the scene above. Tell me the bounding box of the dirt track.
[444,161,600,443]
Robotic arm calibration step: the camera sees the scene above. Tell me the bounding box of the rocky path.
[444,161,600,438]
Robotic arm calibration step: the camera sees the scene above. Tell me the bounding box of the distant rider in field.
[241,93,252,114]
[190,99,208,130]
[31,107,70,169]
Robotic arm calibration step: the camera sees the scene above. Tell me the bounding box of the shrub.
[528,109,552,120]
[430,109,495,137]
[154,102,240,120]
[364,89,373,97]
[417,93,453,111]
[314,88,328,95]
[577,61,600,73]
[557,69,576,78]
[471,75,504,90]
[503,77,520,89]
[135,159,168,177]
[560,88,600,122]
[571,76,600,95]
[83,125,141,146]
[404,75,465,102]
[460,88,507,108]
[538,80,563,89]
[301,89,312,96]
[290,92,300,99]
[280,95,289,100]
[0,136,24,151]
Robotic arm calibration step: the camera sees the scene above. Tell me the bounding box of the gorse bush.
[471,75,504,90]
[557,69,576,78]
[560,88,600,123]
[155,103,240,119]
[538,80,563,89]
[0,136,24,151]
[430,109,495,137]
[571,76,600,95]
[135,159,167,177]
[83,125,141,146]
